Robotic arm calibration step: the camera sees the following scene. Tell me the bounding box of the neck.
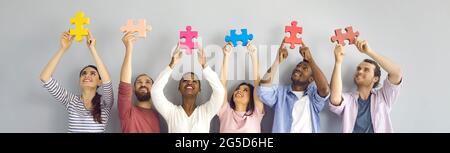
[81,87,96,109]
[136,100,152,109]
[292,83,307,91]
[234,102,247,112]
[182,96,196,116]
[357,85,372,100]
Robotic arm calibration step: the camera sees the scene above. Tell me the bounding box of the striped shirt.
[43,77,114,133]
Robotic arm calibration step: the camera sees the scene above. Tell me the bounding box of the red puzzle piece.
[331,26,360,46]
[284,21,303,49]
[179,26,198,55]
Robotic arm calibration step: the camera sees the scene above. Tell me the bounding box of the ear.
[308,76,314,83]
[373,76,380,83]
[97,80,102,86]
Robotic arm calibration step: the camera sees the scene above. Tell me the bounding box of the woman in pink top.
[217,42,265,133]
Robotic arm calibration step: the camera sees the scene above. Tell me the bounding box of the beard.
[293,79,310,86]
[291,75,310,86]
[135,87,151,101]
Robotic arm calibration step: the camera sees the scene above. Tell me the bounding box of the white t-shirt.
[151,66,225,133]
[290,91,313,133]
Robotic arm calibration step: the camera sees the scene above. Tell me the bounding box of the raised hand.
[122,31,137,49]
[60,31,74,50]
[277,40,288,63]
[169,42,183,69]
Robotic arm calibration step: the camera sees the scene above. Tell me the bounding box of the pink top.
[329,79,402,133]
[218,102,264,133]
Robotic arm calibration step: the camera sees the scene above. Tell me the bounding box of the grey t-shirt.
[353,94,374,133]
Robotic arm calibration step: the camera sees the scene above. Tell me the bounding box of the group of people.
[40,30,402,133]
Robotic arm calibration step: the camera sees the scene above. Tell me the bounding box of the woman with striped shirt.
[40,31,113,133]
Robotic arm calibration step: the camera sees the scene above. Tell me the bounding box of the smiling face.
[178,72,201,97]
[290,62,313,86]
[134,74,153,101]
[79,66,101,89]
[232,84,251,105]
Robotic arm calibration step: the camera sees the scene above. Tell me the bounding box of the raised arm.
[118,32,137,120]
[260,40,288,86]
[198,47,225,118]
[120,32,136,83]
[151,43,182,119]
[40,31,73,82]
[86,32,111,83]
[220,43,232,105]
[355,39,402,84]
[247,42,264,113]
[300,44,329,97]
[330,44,345,106]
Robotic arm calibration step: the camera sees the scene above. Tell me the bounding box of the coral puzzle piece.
[120,19,151,38]
[225,29,253,47]
[179,26,198,55]
[69,11,90,42]
[331,26,360,46]
[284,21,303,49]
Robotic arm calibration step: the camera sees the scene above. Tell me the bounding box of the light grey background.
[1,0,449,132]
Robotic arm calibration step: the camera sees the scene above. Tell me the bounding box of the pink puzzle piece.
[179,26,198,55]
[120,19,151,38]
[331,26,360,46]
[284,21,303,49]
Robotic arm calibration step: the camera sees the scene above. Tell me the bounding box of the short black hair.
[179,72,201,90]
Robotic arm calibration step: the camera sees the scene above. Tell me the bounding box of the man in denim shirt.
[257,41,330,133]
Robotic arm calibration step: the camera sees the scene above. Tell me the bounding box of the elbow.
[217,85,226,99]
[395,67,403,78]
[330,95,342,106]
[318,87,330,97]
[39,73,49,82]
[150,86,162,98]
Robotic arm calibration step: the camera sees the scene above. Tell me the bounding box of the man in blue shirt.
[257,41,329,133]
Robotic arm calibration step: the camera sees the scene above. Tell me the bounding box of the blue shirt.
[353,94,374,133]
[257,83,329,133]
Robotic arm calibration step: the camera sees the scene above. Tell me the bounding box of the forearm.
[330,62,343,106]
[40,48,65,82]
[220,55,230,87]
[366,50,402,82]
[90,48,111,83]
[203,66,226,115]
[150,66,174,118]
[260,60,280,85]
[250,54,260,86]
[120,49,132,83]
[309,60,329,97]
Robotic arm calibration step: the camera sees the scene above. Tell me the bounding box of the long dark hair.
[79,65,103,124]
[229,82,255,116]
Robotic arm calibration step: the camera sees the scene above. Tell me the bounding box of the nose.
[357,69,364,74]
[186,81,193,86]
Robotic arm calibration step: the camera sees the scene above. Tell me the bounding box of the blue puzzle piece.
[225,29,253,47]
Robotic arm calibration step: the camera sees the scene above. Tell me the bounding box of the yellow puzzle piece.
[69,11,90,42]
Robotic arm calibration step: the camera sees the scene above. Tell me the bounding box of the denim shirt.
[257,83,329,133]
